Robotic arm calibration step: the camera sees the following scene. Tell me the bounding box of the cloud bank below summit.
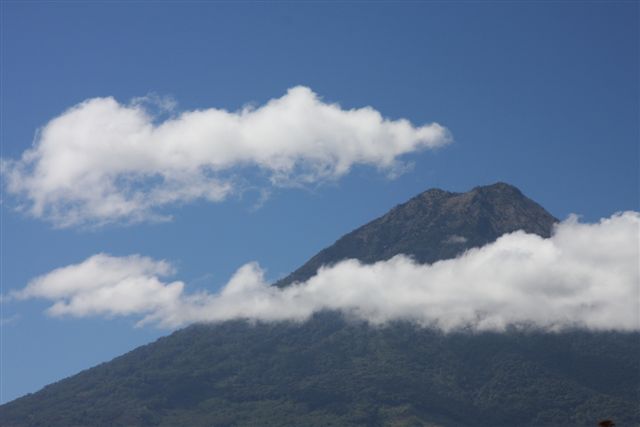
[13,212,640,331]
[1,86,450,227]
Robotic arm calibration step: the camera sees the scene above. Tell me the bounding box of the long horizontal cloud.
[1,87,451,227]
[12,212,639,331]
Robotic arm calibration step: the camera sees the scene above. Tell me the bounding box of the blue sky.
[1,1,638,403]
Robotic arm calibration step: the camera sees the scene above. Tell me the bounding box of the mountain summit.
[276,182,557,287]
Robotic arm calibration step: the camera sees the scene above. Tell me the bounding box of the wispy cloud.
[0,314,21,327]
[11,212,639,332]
[1,87,451,227]
[443,235,467,244]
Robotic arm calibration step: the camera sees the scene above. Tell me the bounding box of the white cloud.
[444,235,467,244]
[1,87,451,227]
[12,254,183,318]
[13,212,640,331]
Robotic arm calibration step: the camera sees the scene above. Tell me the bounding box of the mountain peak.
[275,182,557,287]
[474,181,521,192]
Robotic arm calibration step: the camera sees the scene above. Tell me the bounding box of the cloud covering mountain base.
[13,212,640,331]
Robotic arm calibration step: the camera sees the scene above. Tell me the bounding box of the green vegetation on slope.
[2,313,638,427]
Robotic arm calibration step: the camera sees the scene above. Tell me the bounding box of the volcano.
[1,183,637,427]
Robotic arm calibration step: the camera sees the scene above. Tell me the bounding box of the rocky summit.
[276,182,557,287]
